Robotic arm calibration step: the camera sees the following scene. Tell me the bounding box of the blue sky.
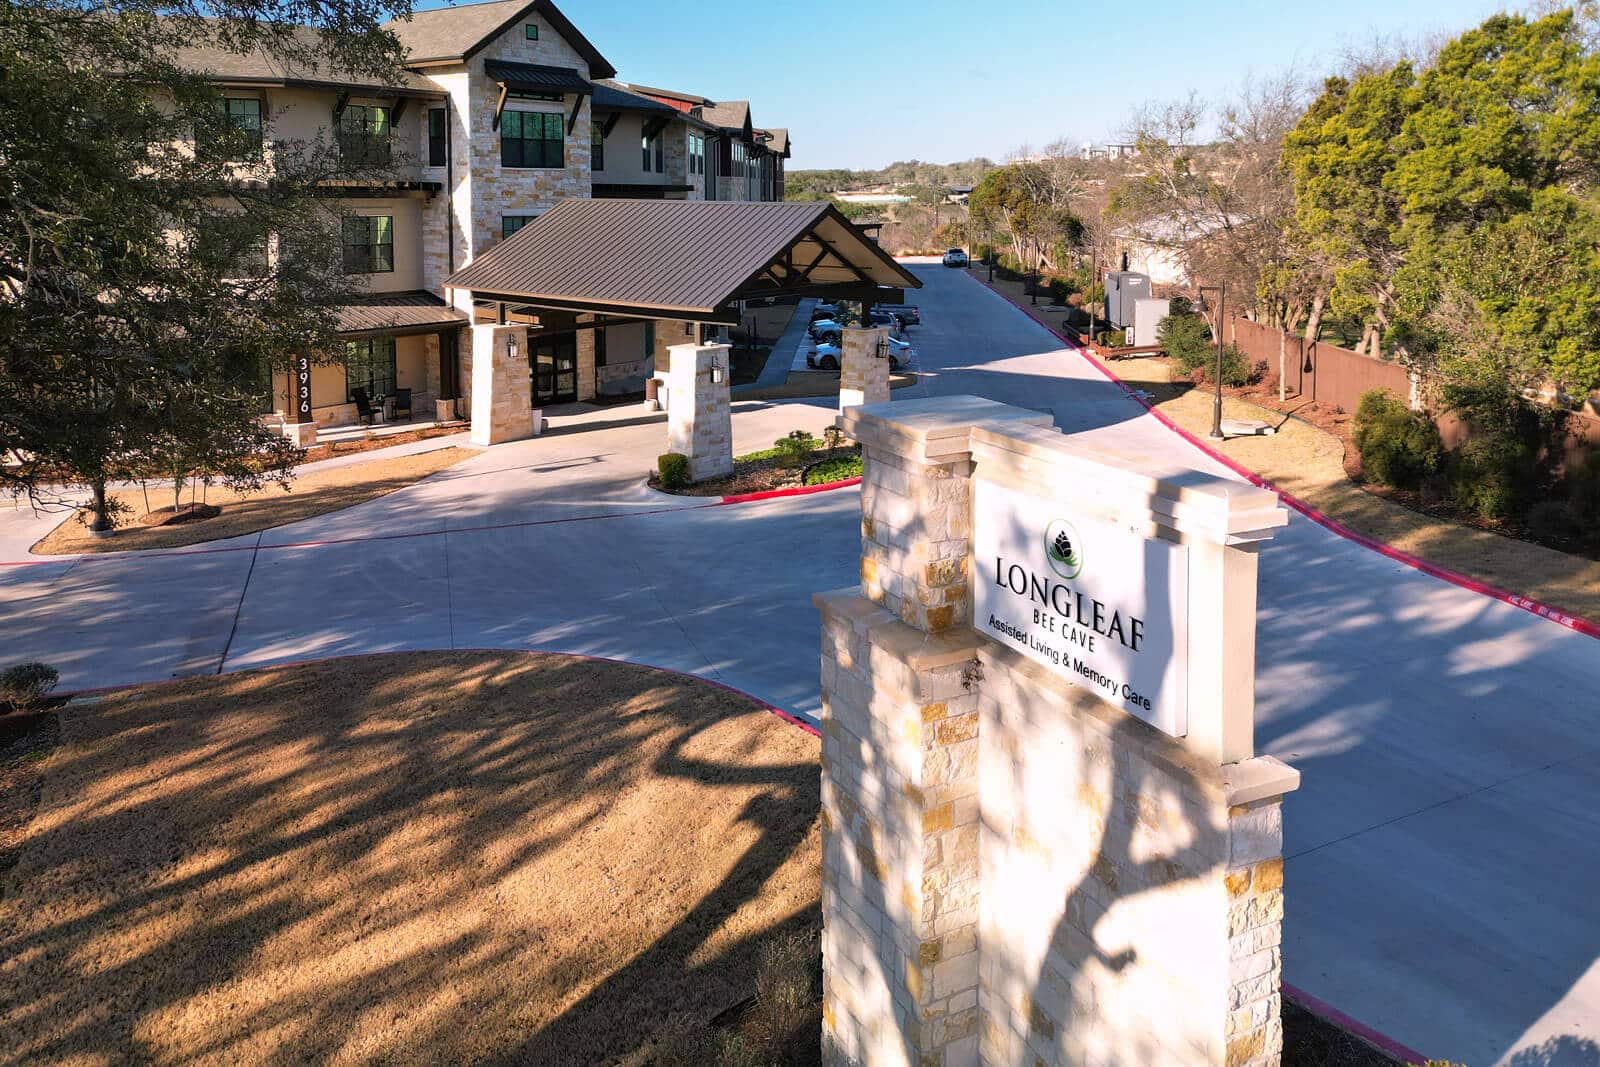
[431,0,1530,169]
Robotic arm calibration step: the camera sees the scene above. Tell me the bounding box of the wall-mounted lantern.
[710,358,726,385]
[875,335,891,360]
[507,334,520,361]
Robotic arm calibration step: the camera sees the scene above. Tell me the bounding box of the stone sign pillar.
[816,396,1299,1067]
[664,342,733,481]
[840,326,890,412]
[469,324,533,447]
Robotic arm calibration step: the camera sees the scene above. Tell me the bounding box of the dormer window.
[524,23,538,40]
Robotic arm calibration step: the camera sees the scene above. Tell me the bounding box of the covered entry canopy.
[443,199,921,324]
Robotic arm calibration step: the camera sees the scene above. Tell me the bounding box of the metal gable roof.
[444,199,920,317]
[483,59,591,94]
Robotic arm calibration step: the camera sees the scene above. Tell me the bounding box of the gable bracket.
[491,83,508,131]
[566,94,584,136]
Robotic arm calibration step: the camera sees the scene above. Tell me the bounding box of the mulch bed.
[296,422,466,465]
[650,447,860,498]
[138,502,222,527]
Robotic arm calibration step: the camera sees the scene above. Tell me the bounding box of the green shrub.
[804,452,864,485]
[1159,312,1214,370]
[657,452,690,489]
[1,662,59,712]
[773,430,819,467]
[1187,344,1253,387]
[1449,432,1534,521]
[1352,390,1443,490]
[1098,328,1127,347]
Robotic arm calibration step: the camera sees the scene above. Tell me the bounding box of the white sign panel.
[973,479,1189,736]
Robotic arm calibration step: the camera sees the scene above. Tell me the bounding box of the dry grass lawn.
[32,446,472,555]
[0,652,821,1065]
[1113,357,1600,622]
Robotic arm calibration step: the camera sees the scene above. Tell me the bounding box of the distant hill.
[786,158,995,200]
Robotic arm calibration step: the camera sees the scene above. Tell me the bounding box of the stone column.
[841,326,891,412]
[469,324,533,446]
[663,342,732,481]
[818,396,1298,1067]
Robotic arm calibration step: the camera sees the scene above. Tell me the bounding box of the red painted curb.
[1282,983,1428,1065]
[53,647,821,738]
[720,476,861,505]
[966,269,1600,642]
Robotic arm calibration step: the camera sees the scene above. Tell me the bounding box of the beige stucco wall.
[339,196,425,293]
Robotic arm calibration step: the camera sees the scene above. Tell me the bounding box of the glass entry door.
[532,334,578,406]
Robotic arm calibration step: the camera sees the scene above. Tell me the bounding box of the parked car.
[811,302,840,319]
[943,248,968,268]
[809,318,843,342]
[807,335,915,371]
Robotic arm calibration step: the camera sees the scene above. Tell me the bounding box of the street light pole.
[1198,284,1226,439]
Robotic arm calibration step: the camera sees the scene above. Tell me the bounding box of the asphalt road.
[1,265,1596,1065]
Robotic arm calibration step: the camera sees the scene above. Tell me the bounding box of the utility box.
[1104,271,1152,328]
[1130,297,1172,347]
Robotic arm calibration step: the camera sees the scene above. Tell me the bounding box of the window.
[591,121,604,171]
[689,135,704,176]
[641,130,664,173]
[200,97,263,161]
[502,110,563,168]
[428,108,446,167]
[196,216,268,276]
[346,337,396,402]
[502,215,538,238]
[732,141,746,177]
[339,104,391,166]
[341,215,393,273]
[524,22,538,39]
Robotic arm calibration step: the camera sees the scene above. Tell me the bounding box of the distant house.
[1111,215,1227,288]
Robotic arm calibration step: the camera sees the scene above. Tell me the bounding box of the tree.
[0,0,406,531]
[1112,75,1311,335]
[968,148,1085,277]
[1287,9,1600,419]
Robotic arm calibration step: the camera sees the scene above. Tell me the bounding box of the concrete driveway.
[2,266,1597,1065]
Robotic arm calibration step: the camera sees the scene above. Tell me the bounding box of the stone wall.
[817,397,1297,1067]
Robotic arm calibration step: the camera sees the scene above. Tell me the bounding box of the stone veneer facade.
[840,326,890,413]
[469,324,534,445]
[817,396,1298,1067]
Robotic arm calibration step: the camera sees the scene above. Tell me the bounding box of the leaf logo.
[1044,519,1083,579]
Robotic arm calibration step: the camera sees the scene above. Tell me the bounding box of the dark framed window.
[642,131,664,173]
[339,103,392,166]
[591,122,604,171]
[341,215,393,273]
[524,22,538,39]
[509,89,562,102]
[641,132,651,172]
[689,135,704,175]
[654,132,663,173]
[502,215,538,238]
[502,110,563,168]
[346,337,396,402]
[200,97,263,161]
[428,108,446,167]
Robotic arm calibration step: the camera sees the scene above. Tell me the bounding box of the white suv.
[942,248,969,268]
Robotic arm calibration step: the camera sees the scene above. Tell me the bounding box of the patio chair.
[351,388,376,426]
[391,387,412,422]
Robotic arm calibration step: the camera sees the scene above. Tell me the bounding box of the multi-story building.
[178,0,794,432]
